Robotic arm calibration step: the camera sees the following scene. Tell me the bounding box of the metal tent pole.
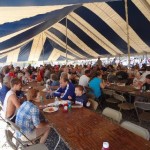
[65,16,68,65]
[125,0,130,67]
[42,33,45,65]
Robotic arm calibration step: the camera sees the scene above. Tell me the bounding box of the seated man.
[3,78,22,122]
[0,76,11,105]
[142,74,150,91]
[135,74,150,102]
[16,88,50,144]
[54,77,75,100]
[79,70,90,87]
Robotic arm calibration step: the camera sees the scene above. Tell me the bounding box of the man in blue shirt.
[0,76,11,105]
[54,77,75,100]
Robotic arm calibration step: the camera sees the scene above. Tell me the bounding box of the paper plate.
[43,107,58,113]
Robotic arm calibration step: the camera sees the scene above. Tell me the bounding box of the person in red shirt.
[9,69,16,78]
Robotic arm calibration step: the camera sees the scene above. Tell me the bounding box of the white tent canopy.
[0,0,150,63]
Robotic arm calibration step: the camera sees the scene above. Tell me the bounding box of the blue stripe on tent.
[0,56,7,63]
[0,5,81,52]
[59,19,109,55]
[47,38,81,59]
[0,0,113,6]
[107,0,150,47]
[0,12,54,37]
[49,27,93,58]
[18,41,33,61]
[39,38,53,61]
[74,6,136,53]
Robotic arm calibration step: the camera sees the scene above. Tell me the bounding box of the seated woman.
[16,88,50,144]
[133,72,142,89]
[89,71,106,100]
[46,74,60,99]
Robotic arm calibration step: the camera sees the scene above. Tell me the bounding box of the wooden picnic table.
[129,90,150,102]
[36,100,150,150]
[25,82,150,150]
[106,84,138,93]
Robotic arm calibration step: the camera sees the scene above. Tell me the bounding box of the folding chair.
[102,89,119,104]
[88,98,98,111]
[113,93,134,111]
[134,101,150,124]
[121,121,150,140]
[5,129,49,150]
[102,107,122,123]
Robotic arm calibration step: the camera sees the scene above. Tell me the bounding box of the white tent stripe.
[132,0,150,22]
[45,31,84,58]
[146,0,150,7]
[48,48,74,61]
[51,23,99,57]
[0,5,70,25]
[85,3,150,53]
[7,48,20,63]
[28,33,46,61]
[69,12,122,55]
[0,22,44,42]
[47,49,61,61]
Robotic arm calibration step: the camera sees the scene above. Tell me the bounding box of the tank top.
[3,90,16,120]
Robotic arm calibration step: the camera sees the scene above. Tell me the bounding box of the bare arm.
[36,122,49,128]
[100,80,106,89]
[10,94,20,109]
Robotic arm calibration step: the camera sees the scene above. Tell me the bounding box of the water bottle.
[68,101,72,111]
[141,86,146,92]
[102,142,109,150]
[143,85,146,92]
[54,97,59,107]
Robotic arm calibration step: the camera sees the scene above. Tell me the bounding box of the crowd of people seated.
[0,57,150,144]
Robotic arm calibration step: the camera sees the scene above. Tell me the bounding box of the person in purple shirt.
[0,76,11,105]
[54,77,75,100]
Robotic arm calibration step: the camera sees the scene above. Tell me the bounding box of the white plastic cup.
[102,142,109,150]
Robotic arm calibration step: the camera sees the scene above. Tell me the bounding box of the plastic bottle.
[55,97,59,107]
[102,142,109,150]
[68,101,72,111]
[141,86,146,93]
[63,103,68,113]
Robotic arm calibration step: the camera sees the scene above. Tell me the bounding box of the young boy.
[69,85,89,107]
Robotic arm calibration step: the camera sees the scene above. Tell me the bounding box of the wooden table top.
[129,90,150,101]
[25,82,150,150]
[106,84,138,93]
[37,100,150,150]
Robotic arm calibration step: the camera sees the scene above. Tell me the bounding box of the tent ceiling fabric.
[0,0,121,6]
[0,0,150,63]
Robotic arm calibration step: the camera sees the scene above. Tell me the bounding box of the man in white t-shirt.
[96,57,102,66]
[79,70,90,87]
[140,66,150,83]
[3,78,22,122]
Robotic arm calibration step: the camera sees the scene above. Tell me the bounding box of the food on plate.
[43,106,58,113]
[49,107,54,111]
